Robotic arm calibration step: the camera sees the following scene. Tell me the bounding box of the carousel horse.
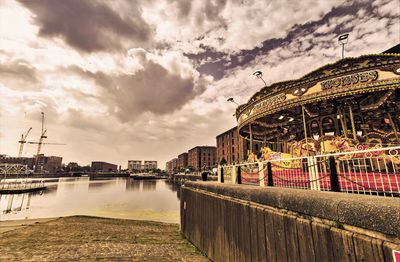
[260,147,300,169]
[289,139,318,157]
[247,152,259,163]
[319,136,356,154]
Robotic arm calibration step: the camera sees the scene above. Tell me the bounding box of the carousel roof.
[383,43,400,54]
[236,54,400,139]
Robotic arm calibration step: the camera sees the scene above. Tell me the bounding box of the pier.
[0,180,46,194]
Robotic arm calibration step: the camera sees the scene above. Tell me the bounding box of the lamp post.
[338,34,349,59]
[253,71,267,86]
[227,97,239,106]
[227,98,241,164]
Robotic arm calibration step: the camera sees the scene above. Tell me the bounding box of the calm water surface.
[0,178,181,223]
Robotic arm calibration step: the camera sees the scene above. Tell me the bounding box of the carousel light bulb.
[288,117,294,122]
[294,89,299,94]
[278,115,284,120]
[301,88,306,92]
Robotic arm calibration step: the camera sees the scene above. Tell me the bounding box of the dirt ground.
[0,216,209,261]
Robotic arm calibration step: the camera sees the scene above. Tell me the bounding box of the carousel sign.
[250,93,286,116]
[321,70,378,90]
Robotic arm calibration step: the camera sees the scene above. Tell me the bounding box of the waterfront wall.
[170,173,217,184]
[2,172,130,178]
[181,182,400,262]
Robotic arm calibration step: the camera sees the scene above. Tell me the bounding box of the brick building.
[216,127,241,165]
[41,155,63,173]
[172,158,178,171]
[188,146,216,171]
[91,161,118,172]
[165,158,178,173]
[177,153,188,169]
[165,160,173,172]
[216,126,263,165]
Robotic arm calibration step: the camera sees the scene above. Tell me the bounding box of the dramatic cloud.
[0,0,398,167]
[18,0,153,53]
[0,59,38,89]
[67,48,209,121]
[87,65,206,121]
[188,0,400,80]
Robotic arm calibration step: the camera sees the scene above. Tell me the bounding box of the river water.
[0,177,181,223]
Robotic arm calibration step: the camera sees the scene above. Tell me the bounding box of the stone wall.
[181,182,400,262]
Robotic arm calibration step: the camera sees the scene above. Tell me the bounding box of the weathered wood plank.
[242,204,252,262]
[234,202,246,261]
[353,233,384,262]
[296,218,316,262]
[225,198,233,262]
[283,214,300,262]
[273,211,288,262]
[331,227,356,262]
[215,196,223,262]
[311,222,335,262]
[256,207,267,262]
[370,238,385,262]
[264,209,277,262]
[249,205,259,262]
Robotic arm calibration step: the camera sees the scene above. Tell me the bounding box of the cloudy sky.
[0,0,399,168]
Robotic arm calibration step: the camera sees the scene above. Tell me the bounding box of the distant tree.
[81,165,91,172]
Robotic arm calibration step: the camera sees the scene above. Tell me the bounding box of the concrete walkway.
[0,216,209,261]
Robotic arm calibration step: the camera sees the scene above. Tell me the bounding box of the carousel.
[232,53,400,194]
[236,54,400,160]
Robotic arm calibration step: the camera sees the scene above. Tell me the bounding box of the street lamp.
[253,70,267,86]
[227,97,241,166]
[338,33,349,59]
[227,97,239,106]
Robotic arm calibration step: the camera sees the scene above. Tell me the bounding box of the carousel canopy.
[236,54,400,142]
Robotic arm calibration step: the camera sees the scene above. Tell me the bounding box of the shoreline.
[0,215,180,233]
[0,215,208,261]
[0,217,57,233]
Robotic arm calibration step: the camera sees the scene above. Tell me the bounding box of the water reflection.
[126,179,140,191]
[0,178,181,223]
[0,193,33,214]
[142,180,157,191]
[165,181,181,200]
